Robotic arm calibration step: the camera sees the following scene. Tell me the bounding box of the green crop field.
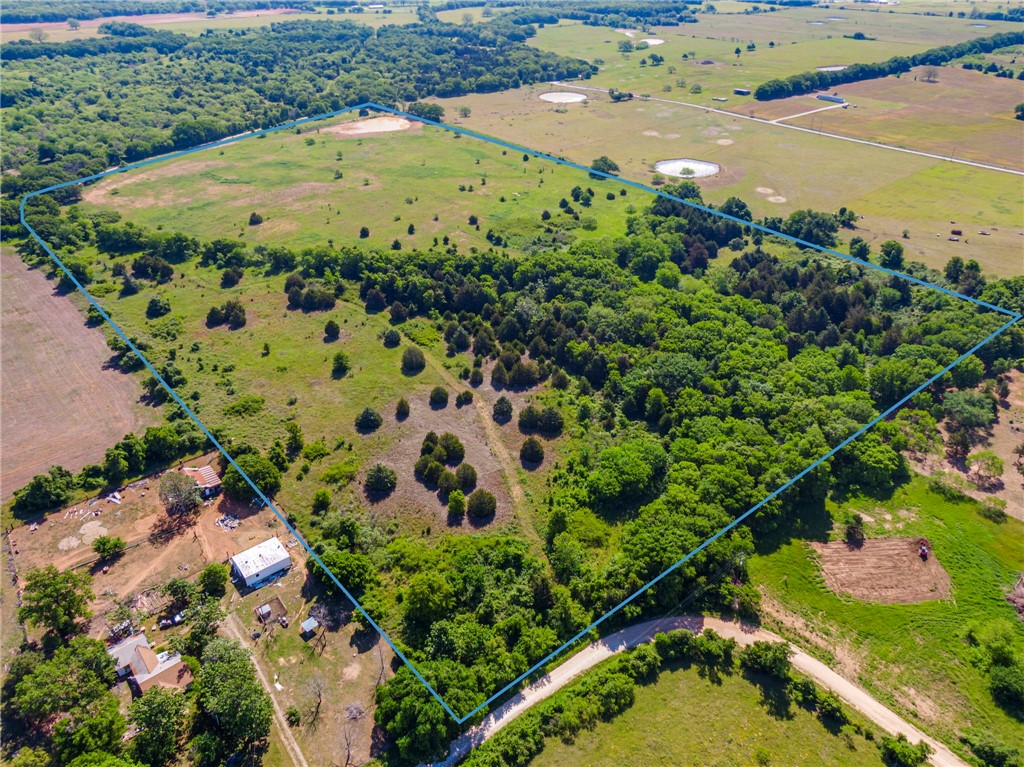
[530,660,887,767]
[749,476,1024,751]
[431,86,1024,277]
[81,115,631,255]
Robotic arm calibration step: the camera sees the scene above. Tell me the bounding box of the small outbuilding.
[300,616,320,639]
[182,465,222,498]
[230,537,292,588]
[733,88,751,96]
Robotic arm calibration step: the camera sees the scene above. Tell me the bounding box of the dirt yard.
[7,454,293,632]
[364,382,516,533]
[811,538,952,604]
[1,248,158,500]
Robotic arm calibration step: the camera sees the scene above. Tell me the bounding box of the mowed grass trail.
[531,660,886,767]
[81,116,631,255]
[749,476,1024,750]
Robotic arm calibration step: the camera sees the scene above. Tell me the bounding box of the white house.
[229,537,292,588]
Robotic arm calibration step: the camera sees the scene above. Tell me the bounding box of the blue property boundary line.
[20,103,1022,726]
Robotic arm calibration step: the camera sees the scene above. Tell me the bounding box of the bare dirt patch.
[322,116,419,138]
[363,388,514,533]
[1,249,158,499]
[811,538,951,604]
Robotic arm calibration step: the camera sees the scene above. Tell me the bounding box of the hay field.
[776,66,1024,170]
[429,86,1023,276]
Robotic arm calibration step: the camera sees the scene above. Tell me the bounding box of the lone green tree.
[18,565,94,640]
[158,472,202,516]
[129,688,188,767]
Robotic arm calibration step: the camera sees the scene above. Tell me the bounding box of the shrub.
[221,267,243,288]
[146,296,171,319]
[354,407,383,433]
[990,662,1024,713]
[383,328,400,347]
[493,396,513,423]
[429,386,449,408]
[437,470,459,496]
[880,734,932,767]
[396,397,410,420]
[844,513,866,546]
[448,490,465,516]
[365,464,398,495]
[438,433,464,465]
[402,346,426,373]
[455,390,473,407]
[739,641,792,679]
[312,488,331,514]
[324,319,340,340]
[92,535,126,561]
[456,463,477,491]
[285,706,300,726]
[331,351,351,378]
[469,368,484,387]
[249,212,263,226]
[520,437,544,464]
[467,489,497,518]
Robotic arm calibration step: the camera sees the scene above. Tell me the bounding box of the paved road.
[423,614,967,767]
[549,82,1024,177]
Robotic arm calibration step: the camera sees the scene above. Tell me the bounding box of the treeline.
[11,419,209,517]
[1,26,189,61]
[754,30,1024,100]
[1,18,591,194]
[1,0,316,24]
[500,2,700,28]
[462,633,910,767]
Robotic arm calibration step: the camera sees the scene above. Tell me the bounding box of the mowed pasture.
[430,86,1024,276]
[776,66,1024,170]
[749,477,1024,750]
[531,659,886,767]
[528,10,1023,109]
[82,115,631,255]
[0,248,159,500]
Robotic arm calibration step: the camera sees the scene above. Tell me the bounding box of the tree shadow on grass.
[742,671,794,720]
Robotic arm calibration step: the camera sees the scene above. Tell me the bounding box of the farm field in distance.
[430,85,1024,277]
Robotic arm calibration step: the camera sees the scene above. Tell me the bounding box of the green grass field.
[82,115,630,255]
[749,476,1024,750]
[530,661,886,767]
[432,85,1024,277]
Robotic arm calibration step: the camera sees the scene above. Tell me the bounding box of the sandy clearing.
[811,538,952,604]
[321,116,417,138]
[640,38,665,45]
[767,195,788,203]
[716,138,734,146]
[755,187,775,194]
[539,92,587,104]
[642,129,661,137]
[817,65,849,72]
[654,158,721,178]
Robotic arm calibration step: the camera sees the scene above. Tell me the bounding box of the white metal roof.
[230,537,291,580]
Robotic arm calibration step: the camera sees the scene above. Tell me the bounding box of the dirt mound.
[322,116,418,138]
[811,538,951,604]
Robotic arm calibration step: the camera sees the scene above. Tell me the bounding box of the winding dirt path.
[222,612,309,767]
[423,614,967,767]
[422,353,537,545]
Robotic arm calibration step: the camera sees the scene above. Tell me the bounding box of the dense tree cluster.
[2,17,592,196]
[754,31,1024,100]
